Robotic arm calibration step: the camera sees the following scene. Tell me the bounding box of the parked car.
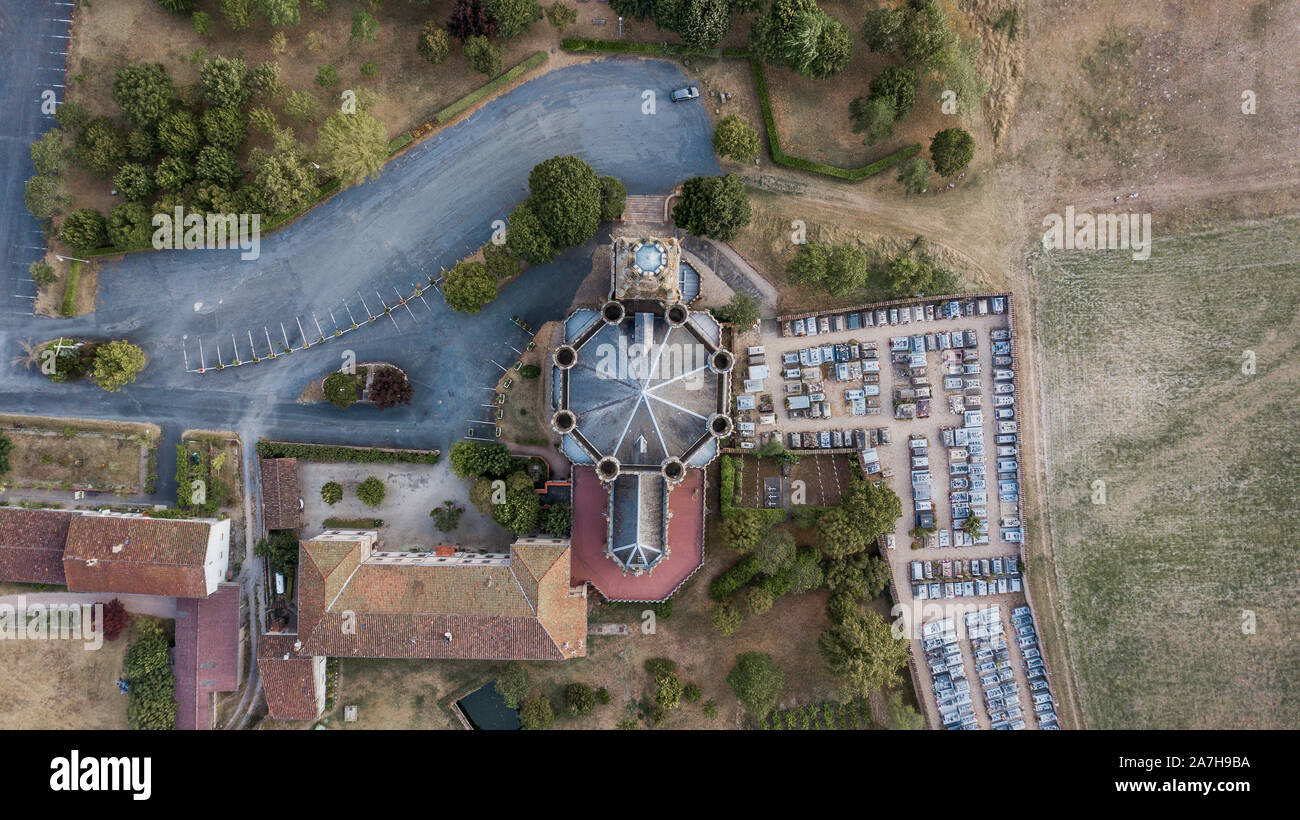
[670,85,700,102]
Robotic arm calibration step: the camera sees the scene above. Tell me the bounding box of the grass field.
[0,620,132,730]
[1031,215,1300,729]
[0,414,156,493]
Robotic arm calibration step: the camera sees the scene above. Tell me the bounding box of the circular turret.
[553,345,577,370]
[551,409,576,435]
[660,457,685,483]
[665,304,688,327]
[709,349,735,374]
[596,456,621,482]
[708,413,734,438]
[601,301,626,325]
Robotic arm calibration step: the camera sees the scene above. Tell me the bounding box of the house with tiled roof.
[258,457,301,532]
[0,507,74,585]
[260,530,588,721]
[62,513,230,598]
[174,583,243,730]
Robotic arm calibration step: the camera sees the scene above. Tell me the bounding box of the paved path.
[0,592,178,618]
[680,235,780,316]
[0,58,720,498]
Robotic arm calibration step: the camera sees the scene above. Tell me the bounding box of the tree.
[157,110,202,157]
[849,94,895,144]
[754,529,795,574]
[519,694,554,730]
[484,0,541,38]
[545,2,577,30]
[155,156,193,192]
[418,22,452,64]
[868,65,918,119]
[114,163,155,202]
[321,481,343,505]
[284,90,322,124]
[786,241,829,287]
[463,34,503,76]
[495,662,529,708]
[449,440,512,479]
[351,9,380,42]
[861,5,906,52]
[749,0,818,62]
[429,501,464,532]
[54,100,89,131]
[371,366,413,409]
[677,0,731,48]
[100,599,131,641]
[59,209,108,252]
[249,142,319,215]
[316,65,340,87]
[316,110,388,187]
[195,145,241,186]
[710,600,742,636]
[566,682,596,716]
[25,174,66,220]
[930,127,975,177]
[29,261,58,288]
[323,370,361,407]
[896,155,930,194]
[541,504,572,538]
[493,471,540,534]
[258,0,302,27]
[817,611,910,698]
[76,118,127,177]
[746,585,774,614]
[112,63,177,129]
[251,61,284,99]
[727,651,784,719]
[654,670,683,709]
[31,130,67,176]
[505,202,556,264]
[90,340,147,392]
[840,477,901,543]
[786,546,824,594]
[356,476,387,507]
[901,0,953,64]
[443,260,498,313]
[255,529,300,576]
[824,551,890,600]
[448,0,498,41]
[712,114,760,162]
[193,10,213,36]
[200,56,251,109]
[156,0,195,13]
[203,107,248,152]
[124,620,170,680]
[221,0,254,30]
[672,174,751,240]
[599,175,626,221]
[527,155,602,249]
[781,10,853,79]
[107,202,153,248]
[816,506,867,558]
[824,243,869,298]
[127,128,155,161]
[722,508,767,553]
[712,291,760,327]
[886,691,925,730]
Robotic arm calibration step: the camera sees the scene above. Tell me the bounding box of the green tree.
[672,173,751,240]
[443,260,498,313]
[493,471,540,534]
[114,163,156,202]
[429,501,464,532]
[722,508,768,553]
[323,371,360,407]
[258,0,302,27]
[90,339,147,392]
[157,110,203,157]
[869,65,918,119]
[418,22,452,63]
[861,5,906,52]
[221,0,255,30]
[824,551,890,600]
[816,506,866,558]
[901,0,953,64]
[824,243,869,298]
[29,260,58,288]
[321,481,343,505]
[127,129,156,161]
[817,610,910,698]
[112,63,177,129]
[896,155,931,194]
[746,585,774,614]
[545,2,577,30]
[193,10,213,36]
[654,670,683,709]
[76,118,127,177]
[156,0,196,13]
[526,155,601,248]
[356,476,387,507]
[519,694,554,730]
[504,202,555,264]
[886,691,925,730]
[710,600,743,636]
[929,127,975,177]
[59,208,108,252]
[107,201,153,248]
[712,114,760,162]
[463,34,502,75]
[54,100,89,131]
[484,0,541,38]
[25,174,67,220]
[316,65,340,87]
[351,9,380,42]
[316,110,388,187]
[285,90,322,124]
[677,0,731,48]
[249,141,319,215]
[254,529,300,576]
[124,620,171,680]
[495,663,529,708]
[200,56,251,109]
[712,291,760,327]
[849,94,895,145]
[250,61,284,98]
[786,241,829,287]
[599,175,626,221]
[195,145,241,186]
[727,651,784,719]
[541,504,572,538]
[749,0,818,62]
[840,477,901,542]
[754,529,795,574]
[31,130,67,176]
[155,156,194,191]
[566,682,597,716]
[449,440,513,479]
[781,9,853,79]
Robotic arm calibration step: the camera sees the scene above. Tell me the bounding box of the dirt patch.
[0,414,156,494]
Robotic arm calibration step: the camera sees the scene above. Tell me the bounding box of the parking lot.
[733,452,853,508]
[732,294,1058,729]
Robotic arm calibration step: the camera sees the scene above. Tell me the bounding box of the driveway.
[0,57,721,500]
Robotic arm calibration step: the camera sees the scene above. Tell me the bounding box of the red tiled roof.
[259,458,301,532]
[174,584,242,730]
[62,515,217,598]
[258,634,322,721]
[570,466,705,602]
[0,507,71,585]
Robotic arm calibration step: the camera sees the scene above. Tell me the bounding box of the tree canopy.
[671,174,751,241]
[727,651,785,719]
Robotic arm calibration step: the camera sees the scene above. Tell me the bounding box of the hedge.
[748,56,921,181]
[256,440,439,464]
[562,38,727,58]
[387,132,414,154]
[710,555,761,601]
[435,51,548,125]
[60,260,81,317]
[323,516,383,529]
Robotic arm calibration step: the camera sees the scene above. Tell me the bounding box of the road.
[0,56,721,487]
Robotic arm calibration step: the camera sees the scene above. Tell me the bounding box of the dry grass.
[0,414,155,493]
[0,622,131,730]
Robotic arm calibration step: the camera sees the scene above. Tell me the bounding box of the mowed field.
[1030,215,1300,729]
[0,631,130,730]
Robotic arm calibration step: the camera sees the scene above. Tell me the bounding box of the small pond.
[457,681,521,730]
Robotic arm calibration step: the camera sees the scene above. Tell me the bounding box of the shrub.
[599,175,626,220]
[495,662,529,708]
[727,651,785,720]
[683,683,702,703]
[370,366,413,410]
[100,599,131,641]
[483,241,522,280]
[323,371,361,408]
[930,127,975,177]
[320,481,343,505]
[356,476,386,507]
[710,600,743,636]
[654,670,682,710]
[672,174,751,240]
[418,22,452,64]
[463,35,503,76]
[709,554,760,600]
[29,260,57,288]
[429,501,464,532]
[565,682,597,716]
[316,65,340,88]
[519,694,554,730]
[712,114,760,162]
[256,440,439,465]
[545,2,577,30]
[443,260,498,313]
[59,209,108,252]
[449,440,512,479]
